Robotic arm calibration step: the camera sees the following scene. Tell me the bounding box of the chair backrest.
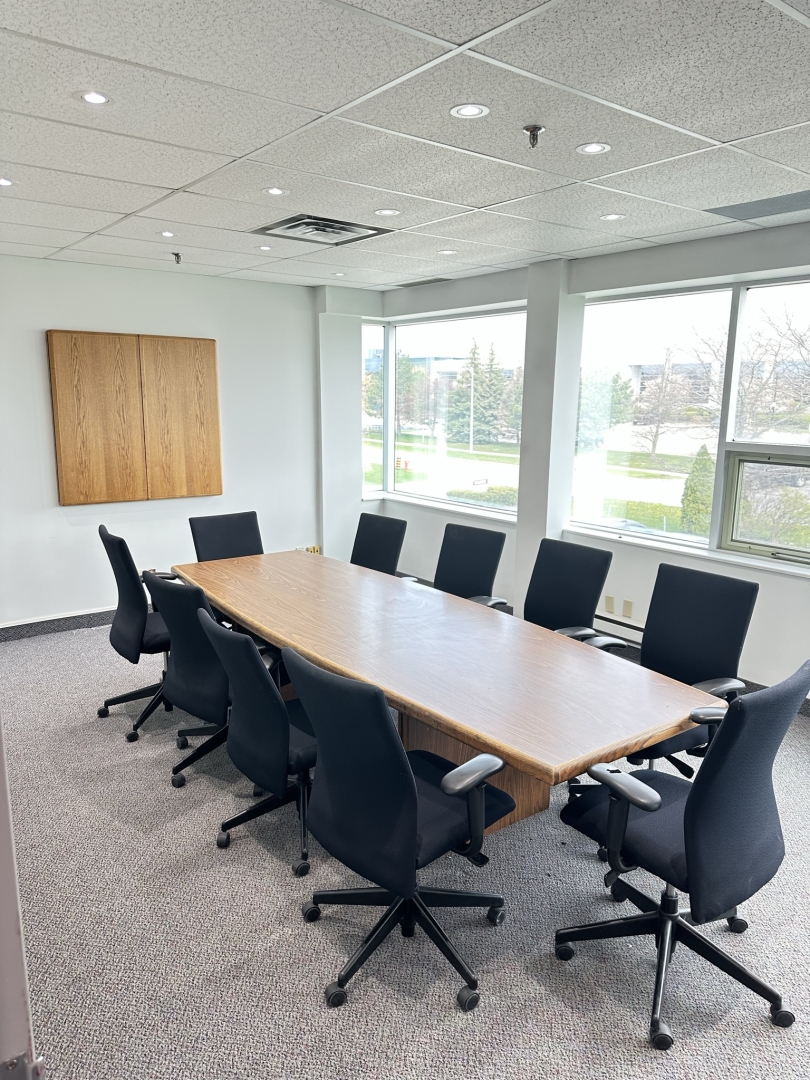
[350,513,407,576]
[432,523,506,599]
[685,660,810,924]
[282,648,418,899]
[640,564,759,685]
[99,525,148,664]
[189,511,263,562]
[523,538,612,630]
[142,573,229,727]
[198,610,294,795]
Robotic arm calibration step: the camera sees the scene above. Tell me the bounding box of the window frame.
[362,306,527,516]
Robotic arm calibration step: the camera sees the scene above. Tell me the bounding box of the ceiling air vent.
[250,214,392,246]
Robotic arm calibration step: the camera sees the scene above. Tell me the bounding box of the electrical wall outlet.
[622,598,633,619]
[604,595,615,613]
[305,545,320,555]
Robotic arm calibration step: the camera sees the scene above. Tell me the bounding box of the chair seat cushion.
[560,770,691,891]
[141,611,170,654]
[408,750,516,869]
[630,724,709,762]
[286,699,317,774]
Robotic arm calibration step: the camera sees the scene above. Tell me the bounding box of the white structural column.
[0,715,42,1077]
[317,311,363,560]
[513,260,585,616]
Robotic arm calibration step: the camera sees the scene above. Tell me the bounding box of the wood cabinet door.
[139,335,223,499]
[47,330,148,505]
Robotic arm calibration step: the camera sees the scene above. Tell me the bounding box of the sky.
[364,312,527,367]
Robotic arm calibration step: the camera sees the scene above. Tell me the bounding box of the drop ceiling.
[2,0,810,290]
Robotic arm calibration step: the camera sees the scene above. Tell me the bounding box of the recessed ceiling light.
[438,249,458,255]
[0,177,12,187]
[599,213,625,221]
[263,187,286,195]
[161,230,174,237]
[81,91,110,105]
[333,272,345,277]
[374,208,400,216]
[450,103,489,119]
[260,245,272,251]
[576,142,611,154]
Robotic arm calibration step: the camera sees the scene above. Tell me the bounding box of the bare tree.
[633,350,691,455]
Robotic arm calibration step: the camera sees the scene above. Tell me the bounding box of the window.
[723,454,810,559]
[389,312,526,512]
[362,323,385,495]
[572,290,732,543]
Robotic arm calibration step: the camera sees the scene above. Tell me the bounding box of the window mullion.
[708,284,745,550]
[383,323,395,492]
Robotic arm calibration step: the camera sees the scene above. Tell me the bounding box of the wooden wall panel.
[139,335,222,499]
[47,330,148,506]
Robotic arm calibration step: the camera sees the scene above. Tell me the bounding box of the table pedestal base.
[399,714,550,833]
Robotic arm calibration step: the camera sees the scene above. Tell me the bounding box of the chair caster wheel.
[217,831,230,849]
[771,1006,795,1028]
[253,784,264,797]
[125,730,139,742]
[651,1021,674,1050]
[400,917,416,937]
[176,735,188,750]
[325,982,347,1007]
[457,986,480,1012]
[611,881,627,903]
[727,916,748,933]
[98,706,109,718]
[292,860,310,877]
[164,701,173,712]
[302,901,321,923]
[597,846,608,863]
[487,906,505,925]
[555,942,574,961]
[171,773,186,788]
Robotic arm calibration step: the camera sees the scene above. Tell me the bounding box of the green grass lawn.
[364,462,426,486]
[606,450,692,474]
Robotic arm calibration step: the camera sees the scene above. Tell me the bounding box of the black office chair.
[189,511,263,562]
[142,573,230,770]
[523,538,612,637]
[283,647,515,1011]
[432,523,507,607]
[555,660,810,1050]
[198,610,316,875]
[585,564,759,779]
[97,525,172,730]
[350,513,407,576]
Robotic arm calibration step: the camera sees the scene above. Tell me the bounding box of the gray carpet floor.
[2,625,810,1080]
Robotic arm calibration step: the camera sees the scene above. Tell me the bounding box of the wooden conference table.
[173,550,715,833]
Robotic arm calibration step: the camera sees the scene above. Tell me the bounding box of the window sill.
[367,490,518,525]
[564,523,810,581]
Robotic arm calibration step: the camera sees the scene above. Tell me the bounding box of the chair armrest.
[468,595,508,608]
[689,705,727,724]
[691,677,745,700]
[139,570,178,582]
[555,626,598,639]
[583,634,628,650]
[587,763,662,812]
[441,753,505,796]
[399,575,418,583]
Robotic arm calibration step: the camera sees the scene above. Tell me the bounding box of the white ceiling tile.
[0,221,86,247]
[259,258,403,284]
[137,192,275,231]
[68,233,268,268]
[647,221,760,245]
[558,239,658,258]
[0,163,169,212]
[732,124,810,177]
[188,160,469,227]
[0,197,120,231]
[749,208,810,228]
[351,227,544,266]
[345,1,540,43]
[344,54,706,177]
[0,0,447,113]
[223,268,324,286]
[104,216,305,258]
[252,119,569,206]
[600,148,810,211]
[0,35,319,157]
[0,240,59,257]
[0,112,232,188]
[780,0,810,15]
[411,209,618,252]
[49,248,226,275]
[477,0,810,142]
[490,183,730,238]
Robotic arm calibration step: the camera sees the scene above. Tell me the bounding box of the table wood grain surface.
[173,550,715,786]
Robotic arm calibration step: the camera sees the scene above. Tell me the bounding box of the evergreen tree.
[362,369,383,418]
[681,443,715,536]
[610,373,635,424]
[446,340,484,444]
[499,366,524,444]
[479,344,507,443]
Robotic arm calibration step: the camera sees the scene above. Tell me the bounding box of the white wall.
[0,255,319,625]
